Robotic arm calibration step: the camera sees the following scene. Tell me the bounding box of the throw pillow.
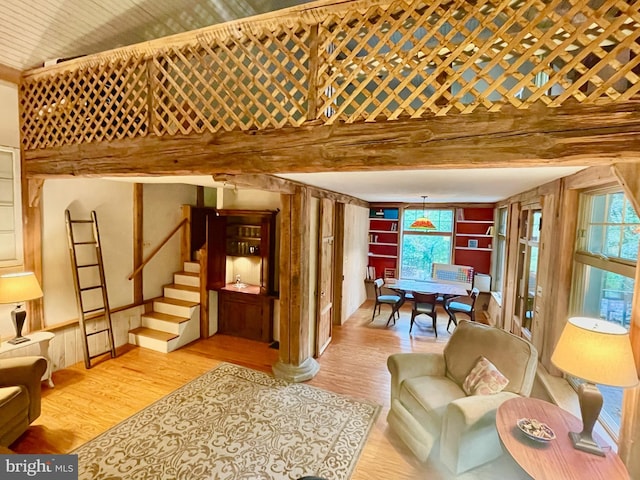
[462,356,509,395]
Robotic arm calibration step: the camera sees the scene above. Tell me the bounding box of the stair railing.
[127,217,189,280]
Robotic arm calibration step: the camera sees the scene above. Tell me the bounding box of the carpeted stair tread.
[155,296,198,307]
[143,311,189,324]
[130,327,178,341]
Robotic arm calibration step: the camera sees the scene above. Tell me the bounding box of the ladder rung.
[89,350,112,359]
[87,328,110,337]
[82,307,105,315]
[73,241,97,245]
[77,263,99,268]
[80,285,103,292]
[70,219,93,223]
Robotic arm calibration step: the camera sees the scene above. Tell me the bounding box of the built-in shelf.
[369,217,398,221]
[368,253,398,259]
[457,220,494,224]
[455,233,492,238]
[455,247,493,252]
[369,229,398,234]
[369,242,397,246]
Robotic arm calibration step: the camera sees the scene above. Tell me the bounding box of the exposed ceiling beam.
[213,173,369,207]
[0,63,21,84]
[23,100,640,178]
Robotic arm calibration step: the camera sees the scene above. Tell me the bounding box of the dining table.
[380,278,470,327]
[384,278,469,297]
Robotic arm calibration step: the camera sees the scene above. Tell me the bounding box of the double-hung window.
[400,209,454,280]
[570,188,639,439]
[493,206,508,292]
[0,146,22,267]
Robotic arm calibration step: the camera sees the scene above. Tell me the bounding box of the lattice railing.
[20,0,640,150]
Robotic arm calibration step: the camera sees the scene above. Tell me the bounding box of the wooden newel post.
[273,187,320,382]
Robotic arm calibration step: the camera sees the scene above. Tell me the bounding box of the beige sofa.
[0,356,47,446]
[387,320,537,474]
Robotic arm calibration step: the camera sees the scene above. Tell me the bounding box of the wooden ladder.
[65,209,117,369]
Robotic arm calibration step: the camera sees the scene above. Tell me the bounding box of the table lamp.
[551,316,638,456]
[0,272,43,345]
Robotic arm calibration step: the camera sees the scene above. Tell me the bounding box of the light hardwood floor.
[11,302,527,479]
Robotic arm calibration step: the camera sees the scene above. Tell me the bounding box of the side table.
[496,397,629,480]
[0,331,55,387]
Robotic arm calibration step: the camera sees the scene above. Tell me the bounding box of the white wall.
[0,81,22,337]
[142,183,197,299]
[42,179,135,326]
[340,204,369,323]
[0,81,19,148]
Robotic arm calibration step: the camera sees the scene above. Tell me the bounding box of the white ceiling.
[0,0,314,71]
[106,167,586,204]
[3,1,587,204]
[278,167,587,203]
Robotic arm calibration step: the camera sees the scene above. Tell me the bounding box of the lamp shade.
[0,272,43,304]
[551,317,638,388]
[410,217,436,229]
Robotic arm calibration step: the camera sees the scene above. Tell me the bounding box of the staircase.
[129,261,201,353]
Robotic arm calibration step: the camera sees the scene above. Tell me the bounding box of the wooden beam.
[564,165,617,190]
[215,173,369,208]
[214,174,297,194]
[0,63,21,84]
[23,101,640,178]
[612,163,640,217]
[24,178,44,331]
[278,193,293,365]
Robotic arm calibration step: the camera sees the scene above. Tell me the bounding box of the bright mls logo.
[0,454,77,479]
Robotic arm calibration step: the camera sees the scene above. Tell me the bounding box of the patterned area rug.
[73,363,380,480]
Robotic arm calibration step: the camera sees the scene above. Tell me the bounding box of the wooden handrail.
[128,218,189,280]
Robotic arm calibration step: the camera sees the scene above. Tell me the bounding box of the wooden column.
[613,162,640,478]
[132,184,143,305]
[541,183,578,374]
[273,187,319,381]
[24,178,44,331]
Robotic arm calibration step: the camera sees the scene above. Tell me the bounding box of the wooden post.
[24,178,44,331]
[613,162,640,478]
[273,187,319,381]
[180,205,192,266]
[132,183,143,305]
[199,243,209,339]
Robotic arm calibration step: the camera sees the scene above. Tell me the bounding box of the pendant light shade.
[410,196,436,230]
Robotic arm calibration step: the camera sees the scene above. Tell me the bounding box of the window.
[514,206,541,339]
[571,189,639,439]
[0,146,22,267]
[400,209,453,280]
[493,207,508,292]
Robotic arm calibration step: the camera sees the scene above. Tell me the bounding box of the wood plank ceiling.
[0,0,314,71]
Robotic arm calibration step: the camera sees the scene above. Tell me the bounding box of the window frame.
[0,146,23,268]
[569,186,639,440]
[493,206,508,293]
[399,208,454,280]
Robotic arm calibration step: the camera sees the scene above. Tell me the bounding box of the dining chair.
[409,291,439,337]
[444,287,480,331]
[371,278,404,326]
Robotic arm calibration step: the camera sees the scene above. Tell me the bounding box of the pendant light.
[410,196,436,229]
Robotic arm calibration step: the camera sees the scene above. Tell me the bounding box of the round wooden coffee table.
[496,397,630,480]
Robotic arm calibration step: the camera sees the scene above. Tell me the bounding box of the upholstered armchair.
[387,320,537,474]
[0,356,47,446]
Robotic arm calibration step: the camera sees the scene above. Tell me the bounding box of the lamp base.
[8,336,30,345]
[570,382,606,457]
[569,431,605,457]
